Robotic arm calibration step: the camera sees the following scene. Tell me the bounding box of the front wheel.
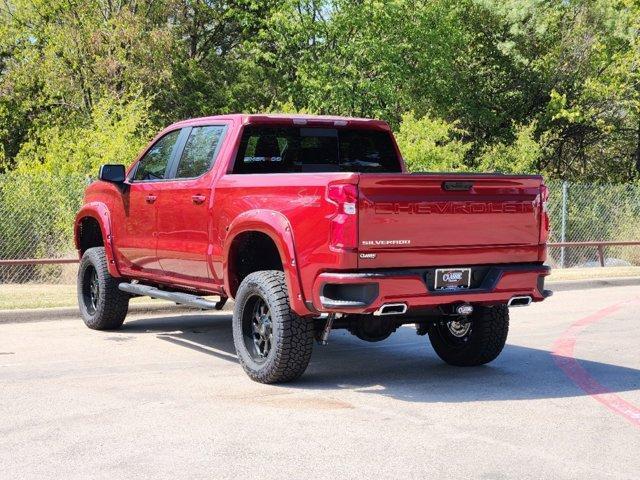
[428,305,509,366]
[232,270,314,383]
[77,247,129,330]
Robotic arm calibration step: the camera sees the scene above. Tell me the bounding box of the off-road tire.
[77,247,129,330]
[428,305,509,366]
[232,270,314,383]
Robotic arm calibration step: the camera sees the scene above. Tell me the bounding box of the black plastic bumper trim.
[321,263,550,297]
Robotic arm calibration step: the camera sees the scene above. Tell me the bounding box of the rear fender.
[74,203,121,278]
[223,210,310,316]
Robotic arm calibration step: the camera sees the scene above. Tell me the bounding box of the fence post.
[560,181,568,268]
[597,244,605,267]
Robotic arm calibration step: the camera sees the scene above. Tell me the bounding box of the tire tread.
[77,247,129,330]
[428,305,509,366]
[233,270,313,383]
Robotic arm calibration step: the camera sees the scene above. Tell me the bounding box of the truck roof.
[169,114,391,131]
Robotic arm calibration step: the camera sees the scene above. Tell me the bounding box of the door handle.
[145,194,157,204]
[192,194,206,205]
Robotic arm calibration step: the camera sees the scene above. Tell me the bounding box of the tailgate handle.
[442,181,474,191]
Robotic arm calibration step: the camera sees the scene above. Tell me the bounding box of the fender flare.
[74,202,121,278]
[223,210,309,316]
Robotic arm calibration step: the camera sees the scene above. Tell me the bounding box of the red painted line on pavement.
[551,300,640,428]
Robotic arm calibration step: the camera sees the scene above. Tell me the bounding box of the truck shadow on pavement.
[122,313,640,404]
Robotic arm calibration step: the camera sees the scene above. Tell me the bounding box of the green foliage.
[14,94,154,177]
[1,0,638,181]
[476,122,541,174]
[499,0,640,181]
[395,113,471,172]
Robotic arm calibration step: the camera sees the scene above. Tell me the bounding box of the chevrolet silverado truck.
[74,114,552,383]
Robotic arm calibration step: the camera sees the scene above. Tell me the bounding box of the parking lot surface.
[1,285,639,480]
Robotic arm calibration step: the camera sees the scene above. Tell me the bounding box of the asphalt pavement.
[1,285,639,479]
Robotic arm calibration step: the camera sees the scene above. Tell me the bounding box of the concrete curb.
[0,302,233,325]
[547,276,640,292]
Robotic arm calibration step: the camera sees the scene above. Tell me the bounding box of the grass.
[1,266,639,310]
[0,283,175,310]
[546,266,640,282]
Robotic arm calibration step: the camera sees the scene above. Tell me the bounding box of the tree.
[0,0,639,180]
[395,112,471,172]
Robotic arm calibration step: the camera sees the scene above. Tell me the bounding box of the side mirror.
[99,164,126,184]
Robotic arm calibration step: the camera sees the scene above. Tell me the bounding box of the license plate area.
[434,268,472,290]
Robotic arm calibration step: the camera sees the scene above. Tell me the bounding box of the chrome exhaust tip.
[373,303,408,316]
[507,296,532,307]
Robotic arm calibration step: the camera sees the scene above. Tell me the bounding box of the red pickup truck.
[74,114,551,383]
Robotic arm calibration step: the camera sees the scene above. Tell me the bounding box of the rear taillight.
[327,183,358,251]
[539,184,550,243]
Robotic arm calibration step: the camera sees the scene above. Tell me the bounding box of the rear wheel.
[232,270,314,383]
[77,247,129,330]
[428,305,509,366]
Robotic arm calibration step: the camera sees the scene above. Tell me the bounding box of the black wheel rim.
[242,295,273,363]
[435,319,472,348]
[82,265,100,315]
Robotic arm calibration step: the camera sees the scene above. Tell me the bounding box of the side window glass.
[133,130,181,181]
[175,126,225,178]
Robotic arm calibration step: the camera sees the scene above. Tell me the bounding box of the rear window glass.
[232,126,401,174]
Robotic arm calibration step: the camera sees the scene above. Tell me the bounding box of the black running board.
[118,283,226,310]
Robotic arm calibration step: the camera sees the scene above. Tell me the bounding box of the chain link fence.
[0,172,87,283]
[546,180,640,268]
[1,174,639,284]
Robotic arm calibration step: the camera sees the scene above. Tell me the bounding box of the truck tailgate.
[357,174,543,268]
